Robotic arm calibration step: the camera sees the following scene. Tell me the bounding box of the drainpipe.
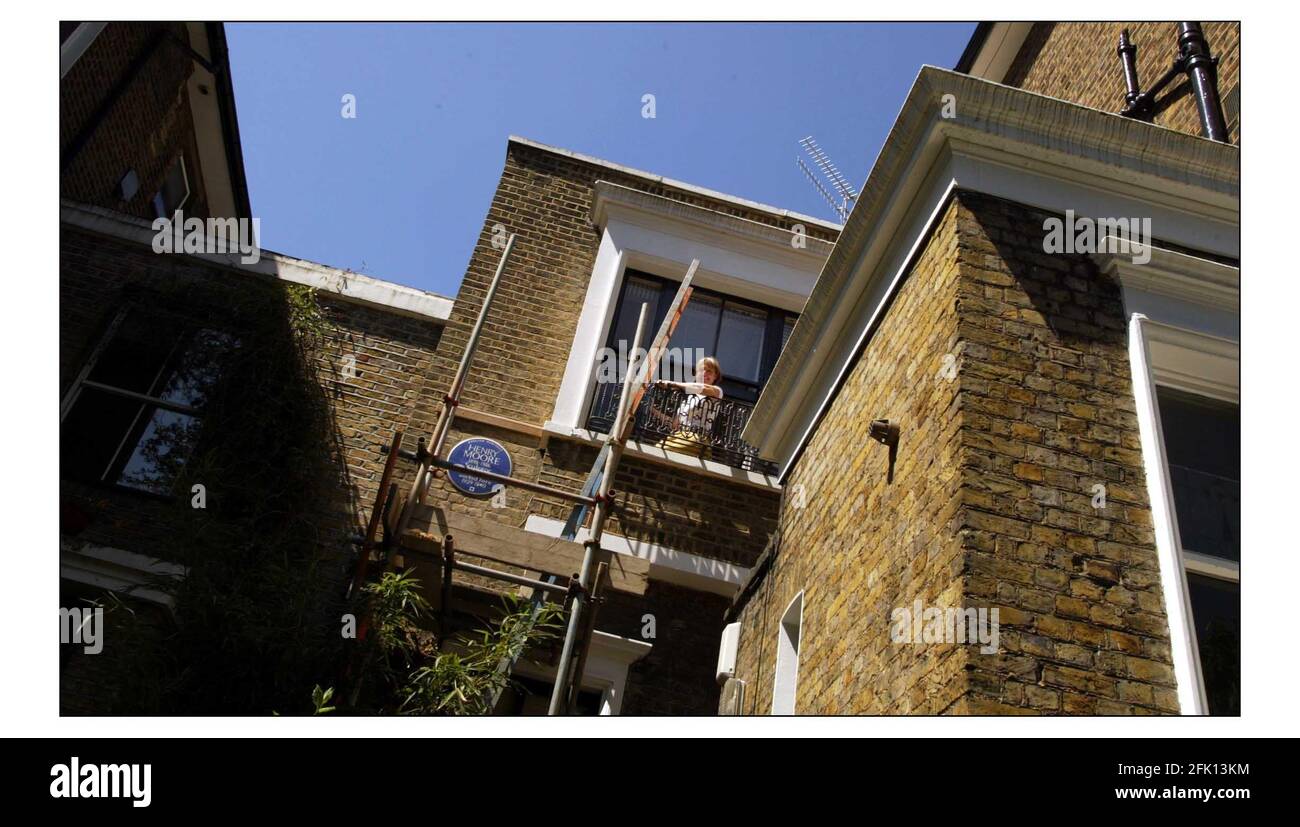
[1178,22,1230,143]
[1117,23,1230,144]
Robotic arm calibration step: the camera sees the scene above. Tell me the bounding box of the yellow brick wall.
[732,197,967,715]
[1005,22,1240,144]
[729,190,1179,715]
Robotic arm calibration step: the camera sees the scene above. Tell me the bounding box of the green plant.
[90,279,353,715]
[398,595,565,716]
[311,685,337,715]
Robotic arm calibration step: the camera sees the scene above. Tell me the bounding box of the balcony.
[586,381,777,475]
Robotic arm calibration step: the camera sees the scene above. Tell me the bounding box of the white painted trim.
[184,23,239,220]
[772,177,960,482]
[1183,551,1239,584]
[964,22,1033,83]
[597,193,827,311]
[548,190,830,437]
[1096,243,1239,312]
[524,514,750,597]
[512,630,651,715]
[60,22,108,79]
[550,229,626,431]
[746,66,1238,473]
[60,540,187,608]
[1145,323,1239,404]
[592,180,836,265]
[541,421,780,491]
[1128,313,1209,715]
[61,201,454,322]
[771,590,804,715]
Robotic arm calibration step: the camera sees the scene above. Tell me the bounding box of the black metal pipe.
[1117,30,1141,108]
[1179,22,1230,142]
[1121,58,1184,120]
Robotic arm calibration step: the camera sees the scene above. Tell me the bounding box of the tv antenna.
[797,136,857,222]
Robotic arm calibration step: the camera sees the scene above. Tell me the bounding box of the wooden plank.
[616,259,698,443]
[400,505,648,596]
[454,406,545,440]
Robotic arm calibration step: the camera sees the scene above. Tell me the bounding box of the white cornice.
[592,180,837,262]
[61,200,454,323]
[744,65,1239,477]
[1142,320,1239,403]
[1094,243,1239,312]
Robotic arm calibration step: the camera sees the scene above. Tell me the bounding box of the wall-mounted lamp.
[869,419,899,446]
[869,419,900,483]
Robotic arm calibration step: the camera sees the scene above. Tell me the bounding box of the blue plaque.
[446,437,512,497]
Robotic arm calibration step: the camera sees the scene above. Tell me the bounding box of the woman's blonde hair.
[696,356,722,382]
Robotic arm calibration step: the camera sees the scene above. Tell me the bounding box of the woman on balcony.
[652,356,724,459]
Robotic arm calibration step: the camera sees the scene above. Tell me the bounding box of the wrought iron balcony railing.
[586,381,777,475]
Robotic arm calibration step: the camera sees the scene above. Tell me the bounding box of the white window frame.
[1129,314,1238,716]
[545,182,827,437]
[152,154,192,218]
[771,590,804,715]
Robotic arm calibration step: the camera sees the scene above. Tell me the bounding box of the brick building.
[60,22,839,715]
[60,23,455,714]
[722,23,1239,715]
[60,21,1239,717]
[400,137,839,713]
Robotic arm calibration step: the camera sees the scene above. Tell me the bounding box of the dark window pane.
[1157,387,1239,561]
[716,301,766,383]
[63,312,234,496]
[153,157,189,218]
[61,387,148,485]
[115,408,202,494]
[609,277,660,379]
[1187,573,1240,716]
[665,293,720,382]
[86,313,186,395]
[156,329,237,408]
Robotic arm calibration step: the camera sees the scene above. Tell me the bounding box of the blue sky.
[227,23,975,297]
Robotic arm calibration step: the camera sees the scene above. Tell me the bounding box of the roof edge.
[507,134,842,234]
[954,22,994,73]
[61,200,453,322]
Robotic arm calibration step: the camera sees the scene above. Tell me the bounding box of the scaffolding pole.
[547,258,699,714]
[546,302,649,714]
[367,242,698,717]
[386,233,517,572]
